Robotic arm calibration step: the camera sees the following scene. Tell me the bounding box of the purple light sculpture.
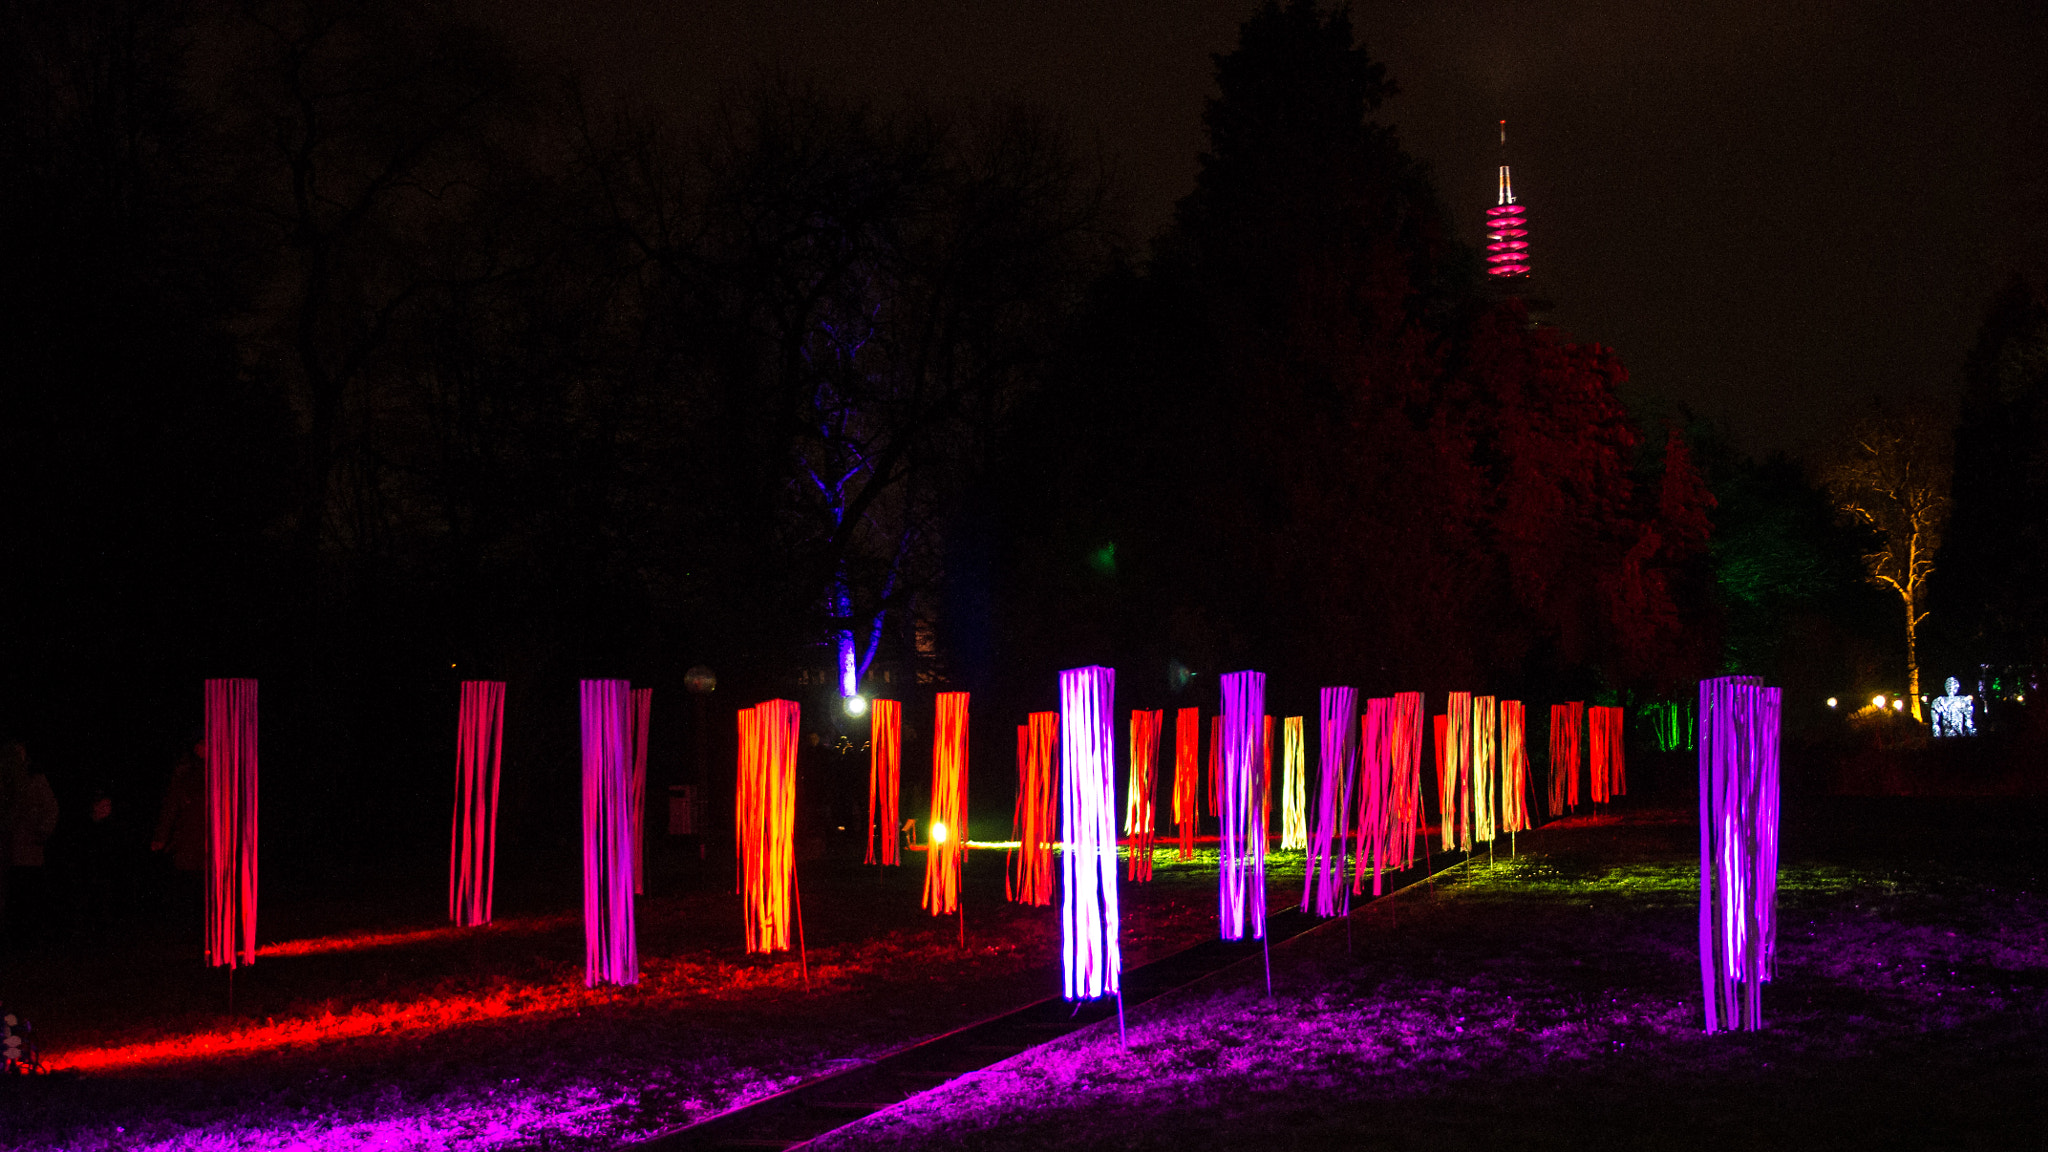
[1698,675,1781,1032]
[628,687,652,896]
[1058,665,1120,1000]
[1302,687,1358,916]
[580,679,638,987]
[204,678,259,969]
[449,680,504,927]
[1219,670,1267,941]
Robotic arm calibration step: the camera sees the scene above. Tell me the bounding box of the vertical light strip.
[1699,676,1781,1032]
[1301,687,1357,916]
[1125,709,1163,881]
[866,699,902,865]
[1007,712,1059,906]
[1500,700,1531,833]
[738,699,799,953]
[1173,708,1200,860]
[204,678,259,970]
[449,680,505,927]
[628,688,652,896]
[580,679,638,986]
[923,692,970,915]
[1218,670,1267,941]
[1472,696,1497,845]
[1279,716,1307,851]
[1059,665,1120,999]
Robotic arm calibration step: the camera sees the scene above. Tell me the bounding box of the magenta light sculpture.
[1352,694,1428,896]
[1698,675,1781,1032]
[1218,670,1268,941]
[449,680,505,927]
[628,687,652,896]
[1058,665,1121,1000]
[1302,686,1358,916]
[580,679,638,987]
[1389,691,1424,871]
[204,678,259,969]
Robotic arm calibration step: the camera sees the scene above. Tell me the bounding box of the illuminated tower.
[1484,120,1530,280]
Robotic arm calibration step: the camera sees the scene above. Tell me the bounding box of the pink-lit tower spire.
[1484,119,1530,279]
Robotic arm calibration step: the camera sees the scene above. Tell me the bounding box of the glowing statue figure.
[1931,677,1976,738]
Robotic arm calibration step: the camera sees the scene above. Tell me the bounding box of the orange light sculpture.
[866,699,902,865]
[737,699,800,953]
[1125,709,1163,880]
[1008,712,1059,906]
[1590,704,1627,802]
[1500,700,1531,834]
[1173,707,1200,859]
[1441,693,1474,851]
[1472,695,1498,846]
[923,691,970,915]
[1548,701,1584,815]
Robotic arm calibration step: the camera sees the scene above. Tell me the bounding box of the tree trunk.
[1904,596,1924,722]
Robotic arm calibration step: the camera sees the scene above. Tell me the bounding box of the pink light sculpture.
[923,692,970,916]
[737,699,800,953]
[1351,692,1425,895]
[580,679,638,987]
[1125,709,1163,881]
[628,687,652,896]
[449,680,504,927]
[1500,700,1532,834]
[1302,687,1357,917]
[1008,712,1059,906]
[1548,702,1584,816]
[1058,666,1120,999]
[1218,671,1267,941]
[867,699,902,865]
[1173,708,1200,859]
[1698,676,1781,1032]
[204,678,259,969]
[1591,705,1627,802]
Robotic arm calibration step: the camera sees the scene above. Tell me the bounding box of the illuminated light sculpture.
[204,678,259,970]
[1645,698,1695,753]
[1173,708,1201,859]
[1059,666,1121,1000]
[1439,693,1474,851]
[1260,714,1276,856]
[1352,692,1427,896]
[1500,701,1532,834]
[448,680,505,927]
[1125,709,1163,880]
[580,679,638,986]
[737,699,800,954]
[1548,702,1584,816]
[1931,678,1977,738]
[1302,687,1358,917]
[1590,705,1627,802]
[866,699,902,865]
[1279,716,1307,851]
[1485,120,1531,278]
[1471,696,1498,846]
[1207,714,1223,816]
[628,687,652,895]
[1008,712,1059,906]
[1218,671,1268,941]
[923,692,970,916]
[1698,675,1781,1033]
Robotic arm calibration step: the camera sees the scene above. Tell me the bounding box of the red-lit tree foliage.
[1126,709,1163,880]
[1008,712,1058,906]
[867,699,902,865]
[1173,707,1200,859]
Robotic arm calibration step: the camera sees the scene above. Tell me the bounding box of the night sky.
[479,0,2047,456]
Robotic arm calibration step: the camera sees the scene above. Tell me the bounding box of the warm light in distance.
[1893,699,1904,711]
[1827,697,1837,708]
[843,693,868,717]
[1873,695,1886,709]
[930,821,949,844]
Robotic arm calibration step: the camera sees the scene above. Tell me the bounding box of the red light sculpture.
[866,699,902,865]
[1173,708,1200,859]
[1353,691,1426,896]
[737,699,800,953]
[205,678,259,970]
[449,680,504,927]
[1591,705,1627,803]
[1008,712,1059,906]
[1125,709,1163,880]
[923,692,970,915]
[1500,700,1532,834]
[1548,701,1584,816]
